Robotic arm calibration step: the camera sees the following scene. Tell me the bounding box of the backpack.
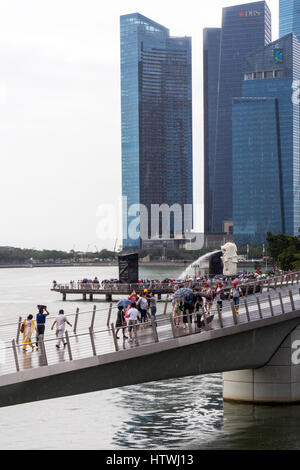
[20,321,25,333]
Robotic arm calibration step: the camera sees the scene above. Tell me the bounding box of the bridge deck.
[1,276,300,380]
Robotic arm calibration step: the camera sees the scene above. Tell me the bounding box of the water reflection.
[112,375,224,449]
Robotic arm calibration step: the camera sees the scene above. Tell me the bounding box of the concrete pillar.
[157,293,162,300]
[89,294,93,301]
[83,293,87,301]
[223,325,300,404]
[62,293,66,301]
[105,294,112,302]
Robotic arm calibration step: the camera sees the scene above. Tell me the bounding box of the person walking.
[149,292,157,322]
[51,309,72,349]
[194,295,203,329]
[127,303,139,343]
[115,306,128,339]
[202,284,212,314]
[137,292,148,325]
[230,282,243,316]
[22,315,36,352]
[215,282,224,313]
[36,305,50,350]
[183,295,194,329]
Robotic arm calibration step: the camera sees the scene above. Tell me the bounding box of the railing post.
[89,327,97,356]
[256,297,263,319]
[16,316,22,344]
[216,303,223,328]
[106,303,113,327]
[297,273,299,284]
[278,292,285,314]
[40,338,48,366]
[170,313,177,338]
[267,278,271,292]
[90,305,97,330]
[111,323,119,352]
[65,330,73,361]
[202,307,208,328]
[151,316,159,343]
[12,339,20,372]
[274,277,277,290]
[132,321,139,346]
[268,295,274,317]
[245,284,249,297]
[253,281,257,295]
[187,310,193,334]
[73,307,79,334]
[291,274,294,286]
[230,301,238,325]
[280,275,284,288]
[289,290,295,311]
[244,298,250,322]
[163,295,169,315]
[286,275,289,288]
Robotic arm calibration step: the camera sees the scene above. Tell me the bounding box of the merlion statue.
[221,242,238,276]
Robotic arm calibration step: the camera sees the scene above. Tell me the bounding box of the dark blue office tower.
[209,2,271,234]
[232,34,300,245]
[280,0,300,41]
[120,13,193,248]
[203,28,221,234]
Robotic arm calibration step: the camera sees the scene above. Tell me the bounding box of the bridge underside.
[1,315,300,408]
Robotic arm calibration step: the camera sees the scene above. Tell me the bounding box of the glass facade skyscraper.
[280,0,300,41]
[120,13,193,248]
[203,28,221,234]
[205,1,271,234]
[232,34,300,245]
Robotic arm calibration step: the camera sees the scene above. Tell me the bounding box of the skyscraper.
[280,0,300,41]
[232,34,300,245]
[203,28,221,234]
[204,1,272,234]
[120,13,193,248]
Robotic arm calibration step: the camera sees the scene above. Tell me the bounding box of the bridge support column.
[62,293,66,301]
[223,325,300,404]
[105,294,112,302]
[89,294,93,301]
[83,293,87,301]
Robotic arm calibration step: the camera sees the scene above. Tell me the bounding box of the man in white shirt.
[51,309,72,349]
[127,303,139,342]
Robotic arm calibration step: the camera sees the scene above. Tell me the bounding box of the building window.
[275,70,284,78]
[244,73,253,80]
[264,71,274,78]
[254,72,263,80]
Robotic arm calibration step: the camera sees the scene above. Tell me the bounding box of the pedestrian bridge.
[1,273,300,407]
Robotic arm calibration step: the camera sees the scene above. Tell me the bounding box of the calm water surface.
[0,265,299,450]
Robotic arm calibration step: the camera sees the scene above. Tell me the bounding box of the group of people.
[21,306,72,352]
[115,289,157,343]
[172,280,243,330]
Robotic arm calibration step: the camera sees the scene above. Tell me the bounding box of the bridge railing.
[52,271,300,293]
[1,284,300,377]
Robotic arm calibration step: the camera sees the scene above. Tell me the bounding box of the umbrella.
[117,299,132,307]
[172,287,193,300]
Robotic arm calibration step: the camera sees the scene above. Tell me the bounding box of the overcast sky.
[0,0,279,251]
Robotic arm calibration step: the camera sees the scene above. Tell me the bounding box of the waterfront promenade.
[51,276,264,301]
